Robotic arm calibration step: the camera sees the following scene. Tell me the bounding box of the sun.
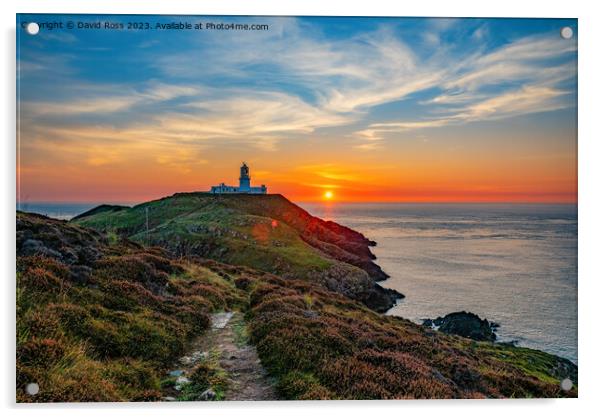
[324,190,334,200]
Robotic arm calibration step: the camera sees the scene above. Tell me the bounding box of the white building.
[210,163,267,194]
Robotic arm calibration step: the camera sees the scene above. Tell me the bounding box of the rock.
[21,239,62,259]
[169,369,185,377]
[162,396,177,401]
[211,312,234,329]
[302,309,319,319]
[425,311,497,342]
[77,246,102,265]
[179,350,207,365]
[198,389,217,401]
[174,376,191,391]
[363,286,405,313]
[69,264,92,284]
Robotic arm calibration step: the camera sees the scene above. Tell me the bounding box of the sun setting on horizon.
[16,16,577,205]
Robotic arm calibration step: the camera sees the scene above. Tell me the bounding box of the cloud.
[353,33,576,147]
[20,86,354,161]
[155,22,446,114]
[20,18,577,155]
[24,96,138,116]
[39,31,78,43]
[21,82,202,116]
[156,23,576,150]
[359,84,571,142]
[185,91,351,135]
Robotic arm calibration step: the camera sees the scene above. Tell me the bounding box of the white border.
[3,1,601,417]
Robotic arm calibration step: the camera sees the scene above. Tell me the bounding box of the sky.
[17,15,577,203]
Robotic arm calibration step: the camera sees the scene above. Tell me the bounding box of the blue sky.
[16,15,578,203]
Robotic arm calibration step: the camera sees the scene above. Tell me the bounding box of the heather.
[16,212,243,402]
[246,275,577,399]
[17,207,577,402]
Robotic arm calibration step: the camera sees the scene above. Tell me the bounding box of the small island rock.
[423,311,497,342]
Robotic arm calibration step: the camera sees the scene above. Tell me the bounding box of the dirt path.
[163,312,278,401]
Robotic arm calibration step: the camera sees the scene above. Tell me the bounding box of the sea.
[301,203,578,364]
[17,202,128,220]
[18,201,578,363]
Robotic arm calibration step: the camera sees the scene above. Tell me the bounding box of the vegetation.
[245,274,577,399]
[71,194,345,276]
[72,193,399,311]
[180,350,230,401]
[17,204,578,402]
[16,212,243,402]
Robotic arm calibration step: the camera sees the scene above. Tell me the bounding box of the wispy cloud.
[22,82,201,116]
[20,18,577,155]
[352,33,576,147]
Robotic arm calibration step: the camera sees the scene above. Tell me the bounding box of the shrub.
[94,255,169,291]
[188,283,226,309]
[18,267,69,295]
[183,360,229,400]
[247,276,573,399]
[277,371,334,400]
[102,359,160,399]
[17,256,70,280]
[131,390,162,402]
[234,276,254,290]
[18,338,65,368]
[47,303,92,336]
[19,309,61,339]
[119,314,185,363]
[99,280,162,312]
[26,358,122,402]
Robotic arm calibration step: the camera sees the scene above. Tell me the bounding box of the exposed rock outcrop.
[423,311,497,342]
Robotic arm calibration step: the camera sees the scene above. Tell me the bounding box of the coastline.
[17,197,578,400]
[296,202,577,365]
[372,237,577,365]
[19,200,578,364]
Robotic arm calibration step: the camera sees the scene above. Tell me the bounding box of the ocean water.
[18,201,578,362]
[17,202,131,220]
[301,203,578,363]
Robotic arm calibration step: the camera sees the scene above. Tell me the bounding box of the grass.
[71,193,380,302]
[245,274,578,399]
[232,316,250,348]
[177,349,230,401]
[16,212,243,402]
[78,196,335,278]
[106,230,119,246]
[17,210,578,401]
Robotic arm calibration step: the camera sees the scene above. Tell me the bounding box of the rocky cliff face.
[72,193,402,312]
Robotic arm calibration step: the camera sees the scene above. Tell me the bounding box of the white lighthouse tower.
[239,162,251,191]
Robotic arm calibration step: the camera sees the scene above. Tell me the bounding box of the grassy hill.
[72,193,401,312]
[16,212,244,401]
[17,211,577,401]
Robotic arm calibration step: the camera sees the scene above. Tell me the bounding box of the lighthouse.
[210,163,267,194]
[239,162,251,191]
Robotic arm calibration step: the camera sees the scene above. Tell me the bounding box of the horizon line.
[16,198,578,206]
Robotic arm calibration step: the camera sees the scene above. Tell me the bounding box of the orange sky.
[17,16,577,205]
[17,125,577,204]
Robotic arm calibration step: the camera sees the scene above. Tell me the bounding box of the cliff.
[72,193,401,312]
